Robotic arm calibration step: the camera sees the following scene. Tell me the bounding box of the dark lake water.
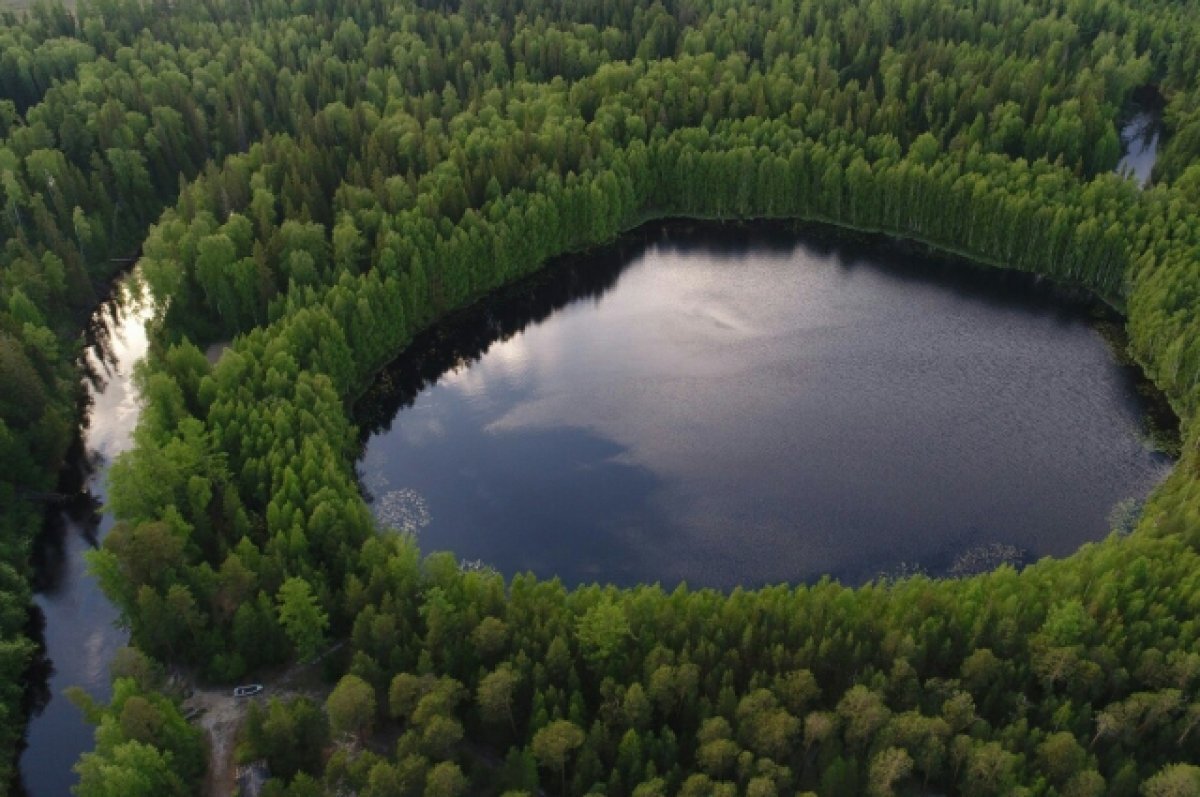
[18,273,148,796]
[357,225,1174,589]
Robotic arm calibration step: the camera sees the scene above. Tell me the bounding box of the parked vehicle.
[233,684,264,699]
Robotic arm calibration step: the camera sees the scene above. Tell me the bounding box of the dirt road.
[184,686,248,797]
[182,648,340,797]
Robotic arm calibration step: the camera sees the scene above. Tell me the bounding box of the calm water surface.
[19,271,150,796]
[358,227,1174,588]
[1117,109,1161,186]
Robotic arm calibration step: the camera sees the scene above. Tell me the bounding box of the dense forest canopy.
[2,0,1200,793]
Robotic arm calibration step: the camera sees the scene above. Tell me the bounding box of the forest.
[1,0,1200,793]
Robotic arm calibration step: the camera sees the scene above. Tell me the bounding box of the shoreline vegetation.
[1,0,1199,793]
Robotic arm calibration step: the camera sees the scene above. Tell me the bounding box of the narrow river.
[18,271,151,796]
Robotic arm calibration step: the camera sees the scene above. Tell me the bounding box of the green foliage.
[74,741,187,797]
[1142,764,1200,797]
[245,697,330,781]
[575,600,630,666]
[423,761,469,797]
[326,674,377,741]
[532,720,586,793]
[71,677,203,797]
[276,577,328,663]
[477,665,519,731]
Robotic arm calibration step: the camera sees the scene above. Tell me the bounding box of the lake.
[357,225,1174,589]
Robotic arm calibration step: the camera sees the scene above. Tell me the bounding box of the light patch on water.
[83,626,115,687]
[1108,497,1143,536]
[374,488,431,533]
[946,542,1027,578]
[875,561,929,582]
[459,558,498,576]
[361,470,391,499]
[877,543,1029,582]
[85,272,155,462]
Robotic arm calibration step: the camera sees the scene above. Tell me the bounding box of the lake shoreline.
[355,221,1176,591]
